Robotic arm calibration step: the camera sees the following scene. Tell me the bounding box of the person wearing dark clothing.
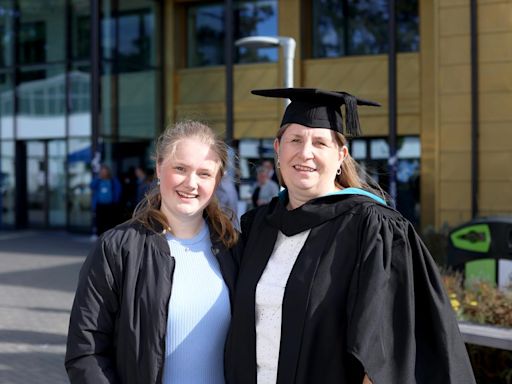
[90,164,122,235]
[225,88,476,384]
[134,166,152,204]
[66,121,238,384]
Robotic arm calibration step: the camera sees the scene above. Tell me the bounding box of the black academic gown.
[225,193,476,384]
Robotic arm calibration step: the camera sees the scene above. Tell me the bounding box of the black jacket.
[65,220,237,384]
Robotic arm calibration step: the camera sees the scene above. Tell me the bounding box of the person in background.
[251,165,279,207]
[135,166,152,204]
[226,88,476,384]
[261,159,279,184]
[90,164,122,236]
[215,172,239,229]
[66,120,238,384]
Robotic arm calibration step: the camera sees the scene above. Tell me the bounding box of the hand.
[363,374,373,384]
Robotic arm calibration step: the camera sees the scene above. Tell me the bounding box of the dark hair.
[132,120,238,248]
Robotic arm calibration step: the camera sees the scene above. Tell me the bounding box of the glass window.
[312,0,419,58]
[187,0,278,67]
[69,64,91,137]
[48,139,67,226]
[350,139,367,160]
[0,140,15,227]
[102,4,159,72]
[118,10,156,71]
[0,70,14,139]
[71,0,90,61]
[0,0,15,68]
[68,138,92,229]
[118,70,158,139]
[18,0,66,64]
[17,65,66,139]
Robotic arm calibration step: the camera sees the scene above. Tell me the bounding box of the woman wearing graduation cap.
[225,88,476,384]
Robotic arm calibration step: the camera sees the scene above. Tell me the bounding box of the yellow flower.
[450,299,461,311]
[469,300,478,307]
[449,293,457,299]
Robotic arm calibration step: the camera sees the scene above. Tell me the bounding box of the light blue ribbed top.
[162,220,230,384]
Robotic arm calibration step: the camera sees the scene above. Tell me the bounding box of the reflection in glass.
[0,0,15,68]
[71,0,90,60]
[187,0,278,67]
[101,62,114,136]
[101,3,159,71]
[69,65,91,137]
[235,0,278,64]
[118,70,157,139]
[26,141,45,226]
[0,140,15,227]
[17,66,66,139]
[312,0,419,58]
[48,140,66,226]
[68,138,92,229]
[118,10,156,71]
[18,0,66,64]
[0,71,14,139]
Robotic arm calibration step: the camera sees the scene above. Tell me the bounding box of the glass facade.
[0,0,161,231]
[312,0,419,58]
[351,136,421,226]
[187,0,278,67]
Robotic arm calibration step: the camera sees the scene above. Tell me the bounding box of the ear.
[338,145,348,165]
[156,163,161,179]
[273,138,280,154]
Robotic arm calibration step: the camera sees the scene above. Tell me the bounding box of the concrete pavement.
[0,230,91,384]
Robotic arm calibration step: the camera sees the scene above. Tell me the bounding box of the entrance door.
[26,140,66,228]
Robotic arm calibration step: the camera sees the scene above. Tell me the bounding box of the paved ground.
[0,230,92,384]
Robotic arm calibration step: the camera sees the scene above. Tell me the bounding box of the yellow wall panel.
[439,181,471,209]
[479,152,512,181]
[479,32,512,62]
[439,94,471,123]
[439,65,470,94]
[480,182,512,211]
[440,181,471,210]
[479,122,512,151]
[480,92,512,122]
[439,6,469,36]
[439,210,472,227]
[480,62,512,92]
[439,123,471,150]
[480,3,512,33]
[439,35,470,65]
[233,63,279,101]
[440,152,471,181]
[303,56,387,100]
[177,67,225,104]
[440,0,469,8]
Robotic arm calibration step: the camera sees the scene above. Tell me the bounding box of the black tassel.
[343,94,362,137]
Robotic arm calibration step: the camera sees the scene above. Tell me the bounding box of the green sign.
[465,259,496,285]
[450,224,491,253]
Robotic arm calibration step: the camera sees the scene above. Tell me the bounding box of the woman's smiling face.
[274,123,346,204]
[157,137,221,222]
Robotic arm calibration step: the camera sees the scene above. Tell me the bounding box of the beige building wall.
[165,0,512,230]
[428,0,512,228]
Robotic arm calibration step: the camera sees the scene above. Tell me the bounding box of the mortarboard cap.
[251,87,380,137]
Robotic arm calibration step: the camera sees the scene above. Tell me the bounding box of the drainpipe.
[225,0,234,146]
[470,0,479,218]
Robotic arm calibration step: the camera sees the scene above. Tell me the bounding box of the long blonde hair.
[132,120,238,248]
[274,124,387,200]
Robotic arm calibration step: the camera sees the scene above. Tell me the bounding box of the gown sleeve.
[65,236,121,384]
[346,204,476,384]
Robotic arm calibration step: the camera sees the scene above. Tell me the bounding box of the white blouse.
[255,229,311,384]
